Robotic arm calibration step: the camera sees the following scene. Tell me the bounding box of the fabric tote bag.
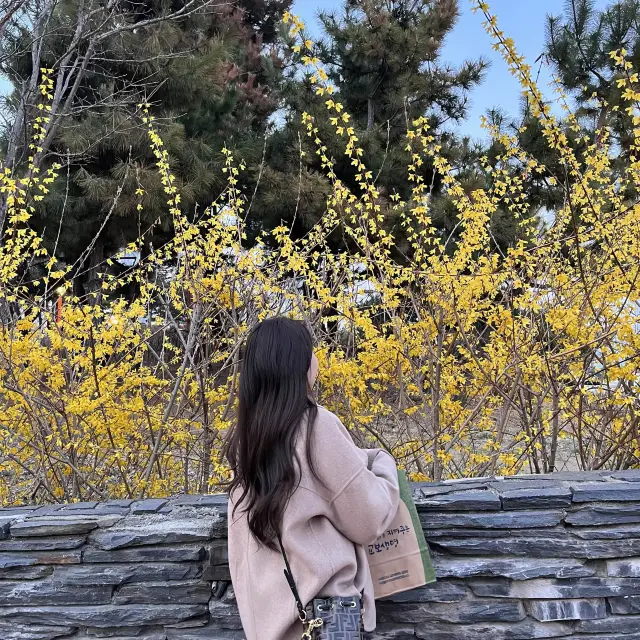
[367,470,436,599]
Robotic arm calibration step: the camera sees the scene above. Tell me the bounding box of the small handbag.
[278,534,364,640]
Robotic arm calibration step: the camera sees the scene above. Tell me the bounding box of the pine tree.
[247,0,488,256]
[1,0,291,294]
[482,0,640,227]
[546,0,640,152]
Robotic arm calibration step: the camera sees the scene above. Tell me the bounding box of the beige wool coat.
[228,405,400,640]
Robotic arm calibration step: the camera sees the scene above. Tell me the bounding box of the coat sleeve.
[318,413,399,546]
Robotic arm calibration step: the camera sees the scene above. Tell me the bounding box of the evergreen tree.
[483,0,640,228]
[1,0,291,294]
[248,0,488,256]
[480,105,570,227]
[546,0,640,153]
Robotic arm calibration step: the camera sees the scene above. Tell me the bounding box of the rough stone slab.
[10,518,99,537]
[572,525,640,540]
[433,557,594,580]
[169,496,202,506]
[21,514,123,527]
[609,595,640,614]
[0,513,28,525]
[165,615,209,629]
[470,577,640,599]
[57,501,98,511]
[0,536,86,551]
[221,584,236,605]
[0,517,16,539]
[377,599,525,624]
[607,470,640,482]
[417,491,501,512]
[569,635,640,640]
[208,600,243,629]
[379,581,467,604]
[417,477,496,489]
[0,604,208,627]
[424,527,570,540]
[27,506,63,517]
[424,527,501,539]
[86,515,125,529]
[566,504,640,526]
[0,566,53,581]
[501,487,572,510]
[100,499,135,508]
[366,625,417,640]
[0,550,82,568]
[489,480,568,492]
[54,562,202,585]
[608,558,640,577]
[575,614,640,634]
[571,481,640,503]
[433,536,640,558]
[73,634,165,640]
[197,494,232,507]
[415,620,573,640]
[82,626,161,637]
[0,623,75,640]
[93,506,132,516]
[90,516,217,550]
[0,580,112,605]
[207,540,228,566]
[417,484,489,500]
[420,510,564,530]
[43,507,129,516]
[508,471,607,482]
[525,598,606,621]
[202,563,231,581]
[130,499,167,514]
[171,503,226,516]
[83,544,206,564]
[167,627,245,639]
[113,580,211,605]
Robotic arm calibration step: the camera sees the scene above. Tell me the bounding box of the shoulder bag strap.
[277,532,307,622]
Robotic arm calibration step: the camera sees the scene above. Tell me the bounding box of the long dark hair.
[224,317,318,548]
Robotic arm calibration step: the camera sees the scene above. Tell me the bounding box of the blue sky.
[292,0,610,140]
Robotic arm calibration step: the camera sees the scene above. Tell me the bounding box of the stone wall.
[1,471,640,639]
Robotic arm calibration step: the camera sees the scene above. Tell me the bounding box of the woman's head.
[240,317,317,401]
[224,317,319,547]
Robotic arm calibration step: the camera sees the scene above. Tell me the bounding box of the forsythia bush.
[0,2,639,504]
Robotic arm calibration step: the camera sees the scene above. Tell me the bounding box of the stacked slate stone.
[375,470,640,640]
[0,495,236,640]
[0,472,639,639]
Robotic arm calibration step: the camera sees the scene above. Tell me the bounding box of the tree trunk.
[84,238,104,303]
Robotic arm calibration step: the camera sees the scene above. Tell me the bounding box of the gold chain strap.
[301,617,323,640]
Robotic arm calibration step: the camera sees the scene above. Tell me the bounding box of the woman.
[225,317,400,640]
